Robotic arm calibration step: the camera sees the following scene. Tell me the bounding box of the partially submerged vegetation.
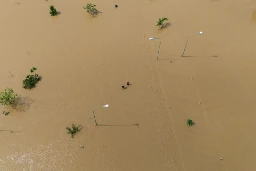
[156,17,169,29]
[0,88,18,116]
[0,88,18,106]
[83,3,99,16]
[50,5,58,16]
[22,67,42,89]
[66,124,82,138]
[23,74,41,89]
[187,119,194,126]
[1,3,176,152]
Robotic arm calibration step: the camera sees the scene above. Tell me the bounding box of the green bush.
[156,17,168,29]
[187,119,193,126]
[66,124,81,138]
[50,5,58,16]
[22,74,42,89]
[83,3,99,16]
[0,88,18,106]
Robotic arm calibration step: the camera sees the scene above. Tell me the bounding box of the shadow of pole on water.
[0,129,21,133]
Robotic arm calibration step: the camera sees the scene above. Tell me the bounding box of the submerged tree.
[83,3,99,16]
[50,5,58,16]
[66,124,81,138]
[22,67,42,89]
[0,88,18,106]
[156,17,168,29]
[187,119,193,126]
[22,74,42,89]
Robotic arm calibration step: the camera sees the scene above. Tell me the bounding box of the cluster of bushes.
[1,67,82,138]
[0,67,42,116]
[50,3,100,17]
[49,4,169,30]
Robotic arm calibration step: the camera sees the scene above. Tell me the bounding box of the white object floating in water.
[103,104,109,108]
[220,158,223,160]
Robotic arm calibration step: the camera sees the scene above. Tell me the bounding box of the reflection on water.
[3,137,75,170]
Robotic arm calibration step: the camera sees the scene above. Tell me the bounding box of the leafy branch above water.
[156,17,169,29]
[66,124,81,138]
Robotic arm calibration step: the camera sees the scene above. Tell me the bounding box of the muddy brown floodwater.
[1,0,256,170]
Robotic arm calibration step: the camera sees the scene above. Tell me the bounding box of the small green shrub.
[50,5,58,16]
[66,124,81,138]
[22,74,42,89]
[83,3,99,16]
[0,88,18,106]
[156,17,168,29]
[187,119,193,126]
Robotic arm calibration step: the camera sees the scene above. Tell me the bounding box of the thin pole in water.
[157,41,162,60]
[91,104,109,126]
[182,31,203,57]
[182,36,190,57]
[92,110,98,126]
